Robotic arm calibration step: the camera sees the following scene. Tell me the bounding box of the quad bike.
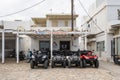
[51,50,66,68]
[30,50,50,69]
[67,51,82,68]
[80,50,99,68]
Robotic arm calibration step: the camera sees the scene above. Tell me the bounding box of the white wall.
[53,38,59,50]
[96,0,105,7]
[94,7,107,32]
[95,33,106,59]
[29,37,80,51]
[107,0,120,5]
[95,32,113,61]
[79,37,84,50]
[19,35,31,52]
[105,33,113,60]
[48,20,76,27]
[3,20,33,30]
[88,42,96,51]
[107,6,120,21]
[82,5,108,34]
[31,38,39,51]
[96,33,105,42]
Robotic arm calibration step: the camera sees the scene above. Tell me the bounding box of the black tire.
[44,60,48,69]
[35,63,38,66]
[68,60,71,68]
[63,61,66,68]
[94,60,99,68]
[51,61,55,68]
[82,59,86,68]
[26,59,30,63]
[48,60,50,66]
[114,57,119,64]
[80,61,83,68]
[30,61,34,69]
[75,63,78,67]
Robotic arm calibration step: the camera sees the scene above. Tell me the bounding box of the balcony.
[109,20,120,30]
[87,38,96,43]
[30,26,79,32]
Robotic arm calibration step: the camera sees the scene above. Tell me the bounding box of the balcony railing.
[30,26,79,32]
[109,20,120,30]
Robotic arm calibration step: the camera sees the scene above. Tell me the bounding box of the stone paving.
[0,60,115,80]
[100,61,120,80]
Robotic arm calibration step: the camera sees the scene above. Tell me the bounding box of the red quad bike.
[80,50,99,68]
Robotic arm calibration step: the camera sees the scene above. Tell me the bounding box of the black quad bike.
[51,50,66,68]
[30,50,50,69]
[80,50,99,68]
[67,51,82,68]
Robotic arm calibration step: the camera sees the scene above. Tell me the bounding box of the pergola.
[1,29,88,63]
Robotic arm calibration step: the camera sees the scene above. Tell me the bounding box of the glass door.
[60,41,70,50]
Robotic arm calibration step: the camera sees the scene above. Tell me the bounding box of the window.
[117,37,120,55]
[97,41,105,51]
[88,23,90,28]
[52,20,58,27]
[58,20,65,27]
[117,9,120,20]
[65,20,68,27]
[39,41,50,50]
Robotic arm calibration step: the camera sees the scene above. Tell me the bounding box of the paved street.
[100,61,120,80]
[0,60,119,80]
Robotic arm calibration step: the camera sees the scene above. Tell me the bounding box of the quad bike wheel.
[44,60,48,69]
[94,60,99,68]
[62,61,66,68]
[51,61,55,68]
[82,59,86,68]
[114,57,119,64]
[68,60,71,68]
[48,61,50,66]
[79,61,83,68]
[30,61,35,69]
[75,63,78,67]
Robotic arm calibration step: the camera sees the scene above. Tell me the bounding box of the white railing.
[108,20,120,30]
[30,26,79,31]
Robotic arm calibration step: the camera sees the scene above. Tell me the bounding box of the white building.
[0,14,83,63]
[81,0,120,61]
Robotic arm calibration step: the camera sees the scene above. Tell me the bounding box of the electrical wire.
[0,0,46,18]
[78,0,103,32]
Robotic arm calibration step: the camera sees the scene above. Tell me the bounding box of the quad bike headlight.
[42,55,46,59]
[31,55,35,59]
[66,56,69,59]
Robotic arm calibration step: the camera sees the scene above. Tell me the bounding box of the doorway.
[60,41,70,50]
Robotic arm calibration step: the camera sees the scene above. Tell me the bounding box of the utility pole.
[71,0,74,47]
[2,20,5,63]
[71,0,74,31]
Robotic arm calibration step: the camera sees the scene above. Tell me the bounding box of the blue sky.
[0,0,95,26]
